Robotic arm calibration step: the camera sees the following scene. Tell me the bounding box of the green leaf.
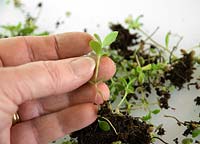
[102,31,118,47]
[131,69,136,75]
[125,78,136,93]
[89,40,102,55]
[196,57,200,64]
[152,109,160,115]
[182,138,193,144]
[128,15,143,29]
[165,31,171,49]
[120,77,128,86]
[135,15,143,23]
[125,15,133,24]
[126,88,134,94]
[98,120,110,131]
[65,11,71,17]
[139,57,145,65]
[150,47,157,53]
[192,128,200,138]
[142,112,152,121]
[19,27,35,35]
[1,23,22,32]
[136,66,142,73]
[94,33,102,45]
[138,72,145,84]
[142,64,152,71]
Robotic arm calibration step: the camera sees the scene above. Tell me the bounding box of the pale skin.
[0,32,116,144]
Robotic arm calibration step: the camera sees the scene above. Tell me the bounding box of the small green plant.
[89,31,118,83]
[125,15,143,29]
[89,32,118,133]
[89,32,118,102]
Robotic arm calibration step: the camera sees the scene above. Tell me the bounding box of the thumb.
[0,57,95,107]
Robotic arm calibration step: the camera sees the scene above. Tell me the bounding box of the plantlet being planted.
[68,32,153,144]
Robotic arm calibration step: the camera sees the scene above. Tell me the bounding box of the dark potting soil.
[173,138,179,144]
[109,23,161,65]
[194,96,200,106]
[182,121,200,137]
[71,103,151,144]
[165,50,196,89]
[156,127,166,136]
[109,24,140,59]
[109,24,197,91]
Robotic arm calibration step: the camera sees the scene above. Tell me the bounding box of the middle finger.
[18,82,109,121]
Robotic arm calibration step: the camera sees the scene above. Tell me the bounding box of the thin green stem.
[94,55,101,82]
[93,55,107,101]
[135,54,141,67]
[141,89,151,111]
[138,28,171,54]
[116,91,128,113]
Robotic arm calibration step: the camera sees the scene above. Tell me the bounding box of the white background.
[0,0,200,143]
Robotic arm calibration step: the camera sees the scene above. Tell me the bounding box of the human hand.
[0,32,115,144]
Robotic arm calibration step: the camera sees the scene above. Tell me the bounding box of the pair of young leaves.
[89,31,118,56]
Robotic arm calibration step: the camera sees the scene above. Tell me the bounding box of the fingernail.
[70,57,96,77]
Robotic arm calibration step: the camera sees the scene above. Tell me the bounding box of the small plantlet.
[89,31,118,79]
[89,31,118,100]
[125,15,143,29]
[89,32,119,135]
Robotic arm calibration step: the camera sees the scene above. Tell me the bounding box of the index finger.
[0,32,92,66]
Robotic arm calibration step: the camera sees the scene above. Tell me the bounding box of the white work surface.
[0,0,199,143]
